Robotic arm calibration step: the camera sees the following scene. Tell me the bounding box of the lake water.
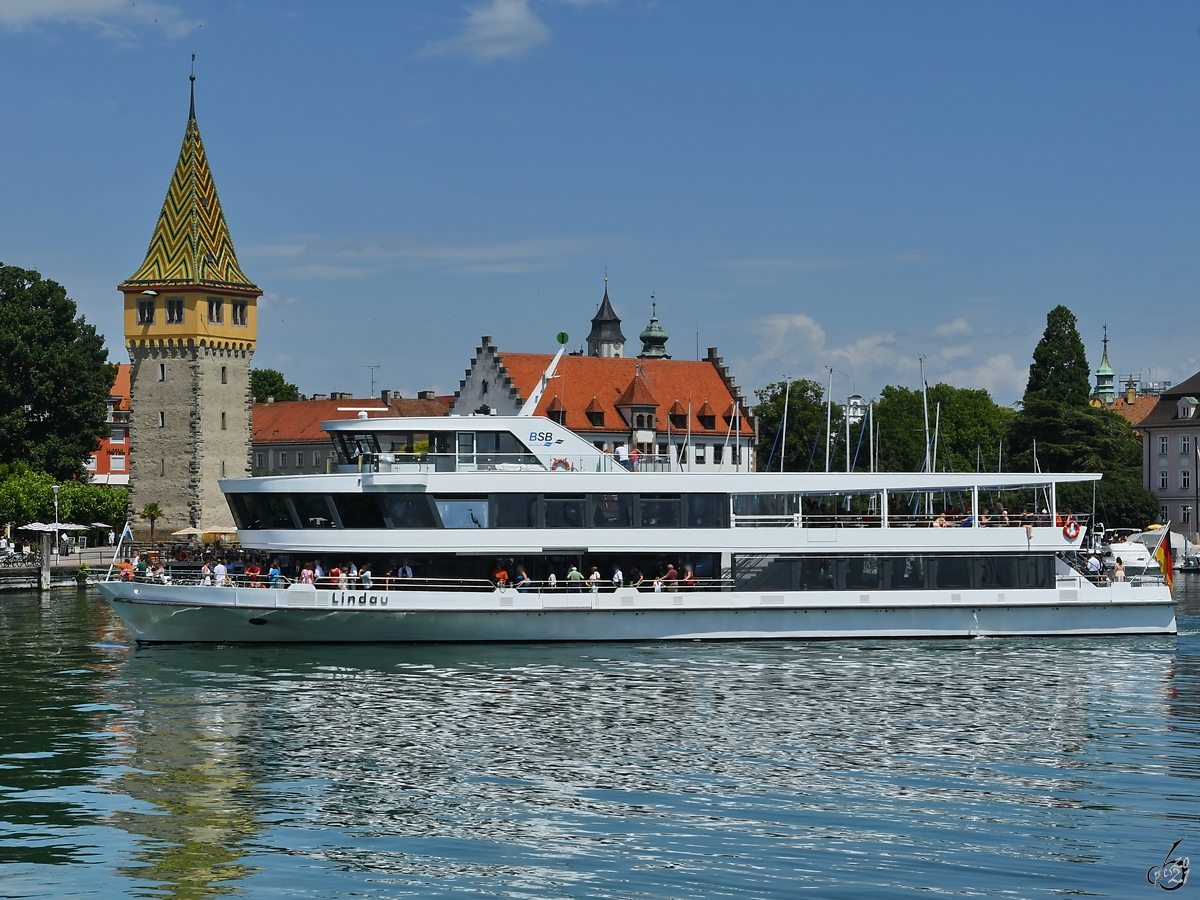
[1,584,1199,899]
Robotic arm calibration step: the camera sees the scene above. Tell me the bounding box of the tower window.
[166,297,184,324]
[231,301,248,326]
[221,460,227,477]
[221,366,227,384]
[158,363,166,382]
[158,411,165,428]
[160,458,165,476]
[207,298,223,324]
[136,299,155,325]
[221,412,227,430]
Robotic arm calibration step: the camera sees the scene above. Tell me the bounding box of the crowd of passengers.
[925,505,1080,527]
[116,549,704,592]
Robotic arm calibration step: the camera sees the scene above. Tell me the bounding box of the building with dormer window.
[1135,370,1200,536]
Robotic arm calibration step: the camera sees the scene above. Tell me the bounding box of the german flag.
[1155,527,1175,594]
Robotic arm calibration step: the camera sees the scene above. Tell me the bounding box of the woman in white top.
[201,561,212,586]
[587,566,602,593]
[1113,558,1126,582]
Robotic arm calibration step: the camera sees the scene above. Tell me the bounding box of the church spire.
[638,299,670,359]
[120,75,259,294]
[587,276,626,357]
[1094,323,1116,404]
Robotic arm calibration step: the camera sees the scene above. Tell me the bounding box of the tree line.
[752,306,1160,528]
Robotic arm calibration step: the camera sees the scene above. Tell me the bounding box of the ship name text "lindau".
[331,593,390,607]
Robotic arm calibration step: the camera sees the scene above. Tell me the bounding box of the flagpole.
[106,519,133,581]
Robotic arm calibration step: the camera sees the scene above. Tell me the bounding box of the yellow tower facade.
[119,78,262,534]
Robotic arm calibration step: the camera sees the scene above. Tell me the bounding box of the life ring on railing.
[176,549,190,562]
[551,458,574,471]
[1063,520,1080,540]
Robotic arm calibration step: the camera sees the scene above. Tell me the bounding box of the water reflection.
[1,585,1200,898]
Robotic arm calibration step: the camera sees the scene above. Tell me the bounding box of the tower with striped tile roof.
[119,76,261,533]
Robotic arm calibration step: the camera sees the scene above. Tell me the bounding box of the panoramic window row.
[227,492,731,530]
[733,553,1056,592]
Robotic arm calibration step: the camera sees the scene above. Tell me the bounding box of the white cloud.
[0,0,201,39]
[933,317,973,339]
[270,265,379,280]
[420,0,551,62]
[940,354,1029,402]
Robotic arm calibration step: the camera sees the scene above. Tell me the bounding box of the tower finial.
[189,54,196,119]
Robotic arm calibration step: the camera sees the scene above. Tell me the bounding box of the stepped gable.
[120,80,259,294]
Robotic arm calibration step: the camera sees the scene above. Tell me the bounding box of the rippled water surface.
[2,585,1199,898]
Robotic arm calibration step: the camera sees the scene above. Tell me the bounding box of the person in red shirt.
[663,563,679,588]
[245,560,262,588]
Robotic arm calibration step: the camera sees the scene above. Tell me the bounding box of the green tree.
[875,383,1014,473]
[140,502,164,543]
[1009,305,1159,527]
[0,464,126,528]
[754,379,832,471]
[1023,305,1091,407]
[251,368,298,403]
[0,264,116,479]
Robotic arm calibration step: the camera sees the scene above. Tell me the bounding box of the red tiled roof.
[253,400,390,445]
[584,395,605,414]
[615,372,658,408]
[1099,395,1159,428]
[111,363,131,409]
[389,397,449,418]
[494,353,753,436]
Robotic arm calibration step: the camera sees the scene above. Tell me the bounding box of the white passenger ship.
[99,402,1176,643]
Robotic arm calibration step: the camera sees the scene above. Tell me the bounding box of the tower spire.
[189,54,196,120]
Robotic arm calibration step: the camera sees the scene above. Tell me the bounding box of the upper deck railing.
[346,451,741,475]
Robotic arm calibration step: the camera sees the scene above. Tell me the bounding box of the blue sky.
[2,0,1198,405]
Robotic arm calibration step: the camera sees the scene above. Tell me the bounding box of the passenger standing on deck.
[611,564,623,590]
[629,446,640,471]
[1113,557,1126,581]
[493,563,509,587]
[299,563,314,585]
[360,563,372,589]
[268,560,281,587]
[664,563,679,588]
[398,559,413,579]
[514,565,532,592]
[630,567,644,590]
[616,444,630,470]
[314,560,325,587]
[201,560,212,586]
[330,564,343,589]
[348,561,359,588]
[566,565,584,591]
[587,565,602,592]
[213,559,228,587]
[683,567,696,590]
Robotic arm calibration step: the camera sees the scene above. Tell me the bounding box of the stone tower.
[587,278,626,357]
[118,77,261,534]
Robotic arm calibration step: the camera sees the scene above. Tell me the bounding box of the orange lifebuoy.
[177,549,190,562]
[551,458,573,471]
[1063,520,1080,539]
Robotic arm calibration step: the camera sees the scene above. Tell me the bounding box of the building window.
[158,411,165,428]
[482,379,489,396]
[1162,505,1169,522]
[166,296,184,324]
[221,412,227,430]
[1160,470,1169,490]
[221,460,227,477]
[1183,471,1191,490]
[158,363,166,382]
[658,443,667,457]
[136,299,155,325]
[313,451,321,467]
[221,366,227,384]
[255,452,264,469]
[1184,505,1193,525]
[160,458,165,476]
[111,454,126,472]
[110,428,125,445]
[231,301,248,326]
[695,444,706,465]
[588,411,605,427]
[85,455,97,472]
[207,298,223,324]
[1160,436,1169,455]
[699,414,716,430]
[713,444,724,465]
[278,451,286,468]
[1184,436,1192,456]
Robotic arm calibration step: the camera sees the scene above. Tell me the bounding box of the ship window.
[544,494,586,528]
[435,496,489,529]
[591,494,633,528]
[495,493,539,528]
[291,494,336,528]
[733,554,1054,592]
[380,494,437,529]
[686,494,728,528]
[732,494,800,517]
[227,494,294,529]
[640,494,681,528]
[333,494,386,529]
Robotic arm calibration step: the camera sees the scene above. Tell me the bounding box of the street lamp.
[51,484,59,556]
